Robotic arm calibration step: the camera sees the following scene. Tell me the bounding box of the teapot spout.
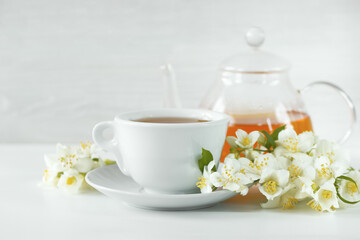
[161,64,182,108]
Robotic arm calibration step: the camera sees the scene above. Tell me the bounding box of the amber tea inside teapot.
[162,27,356,161]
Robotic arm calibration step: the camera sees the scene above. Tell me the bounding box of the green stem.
[253,149,271,153]
[335,175,360,204]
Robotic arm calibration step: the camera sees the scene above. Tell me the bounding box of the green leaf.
[198,148,215,172]
[335,175,360,204]
[271,125,286,141]
[92,158,99,162]
[260,130,275,150]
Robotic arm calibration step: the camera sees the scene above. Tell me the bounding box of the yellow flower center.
[243,137,250,146]
[80,141,92,150]
[307,199,322,211]
[288,164,302,180]
[66,176,77,185]
[250,156,269,171]
[316,162,332,178]
[59,154,78,169]
[282,197,298,210]
[196,176,207,189]
[283,137,298,152]
[43,169,49,181]
[318,152,335,164]
[249,161,261,170]
[222,166,242,184]
[264,180,277,194]
[322,190,332,199]
[346,182,358,197]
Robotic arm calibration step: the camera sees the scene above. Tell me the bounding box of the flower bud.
[226,136,239,148]
[257,132,267,146]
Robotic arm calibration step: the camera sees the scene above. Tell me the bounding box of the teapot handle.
[300,81,357,144]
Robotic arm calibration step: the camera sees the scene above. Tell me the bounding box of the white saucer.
[85,165,238,210]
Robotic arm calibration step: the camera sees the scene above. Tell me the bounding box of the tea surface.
[133,117,209,123]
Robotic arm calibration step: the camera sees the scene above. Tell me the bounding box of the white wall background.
[0,0,359,143]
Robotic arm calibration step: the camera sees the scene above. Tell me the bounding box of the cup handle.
[92,121,131,176]
[301,81,357,144]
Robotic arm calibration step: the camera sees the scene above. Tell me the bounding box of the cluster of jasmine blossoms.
[42,142,115,193]
[196,126,360,212]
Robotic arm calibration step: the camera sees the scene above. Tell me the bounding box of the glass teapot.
[162,27,356,159]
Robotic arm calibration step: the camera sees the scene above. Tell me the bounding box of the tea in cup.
[92,108,229,194]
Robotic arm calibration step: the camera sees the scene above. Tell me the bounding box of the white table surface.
[1,143,360,240]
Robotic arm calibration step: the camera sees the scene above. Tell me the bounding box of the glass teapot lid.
[220,27,291,73]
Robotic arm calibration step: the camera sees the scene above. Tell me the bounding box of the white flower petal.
[276,156,291,170]
[235,129,248,141]
[273,169,290,187]
[298,176,316,196]
[57,169,85,194]
[315,181,339,211]
[314,156,331,170]
[44,154,64,172]
[302,166,316,180]
[200,184,213,193]
[210,172,225,187]
[207,161,215,173]
[331,160,350,178]
[315,139,333,157]
[261,196,281,208]
[259,169,273,184]
[255,153,279,171]
[297,131,315,153]
[203,168,210,178]
[238,157,251,166]
[234,172,253,185]
[223,157,241,174]
[224,181,240,192]
[294,188,310,200]
[42,169,60,186]
[248,131,260,146]
[292,153,313,166]
[278,129,297,145]
[259,184,283,200]
[74,157,94,173]
[239,185,249,195]
[277,128,302,153]
[273,146,290,157]
[237,157,261,181]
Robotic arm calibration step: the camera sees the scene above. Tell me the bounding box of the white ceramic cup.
[92,108,229,194]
